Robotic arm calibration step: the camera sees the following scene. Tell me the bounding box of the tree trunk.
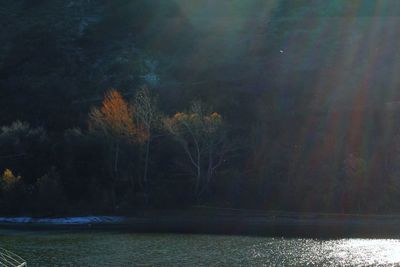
[143,140,150,185]
[114,142,120,176]
[110,183,116,212]
[111,142,120,211]
[207,149,213,185]
[195,166,201,199]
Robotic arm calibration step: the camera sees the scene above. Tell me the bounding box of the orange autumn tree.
[89,90,144,140]
[89,89,147,207]
[164,101,229,200]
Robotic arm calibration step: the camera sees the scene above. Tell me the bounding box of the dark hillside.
[2,1,400,215]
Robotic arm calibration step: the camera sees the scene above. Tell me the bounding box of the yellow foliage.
[1,168,21,188]
[165,110,223,136]
[172,112,187,121]
[189,113,199,121]
[210,112,221,121]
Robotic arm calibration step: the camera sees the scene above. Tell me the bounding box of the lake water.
[2,229,400,266]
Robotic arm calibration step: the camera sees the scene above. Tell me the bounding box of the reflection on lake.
[2,229,400,266]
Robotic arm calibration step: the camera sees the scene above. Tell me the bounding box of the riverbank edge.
[2,211,400,238]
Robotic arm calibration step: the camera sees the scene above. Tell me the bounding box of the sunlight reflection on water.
[334,239,400,266]
[2,230,400,266]
[250,238,400,266]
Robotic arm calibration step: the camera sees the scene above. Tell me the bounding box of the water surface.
[2,229,400,266]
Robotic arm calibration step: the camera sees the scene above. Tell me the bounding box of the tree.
[1,169,21,190]
[164,101,229,200]
[35,167,65,215]
[0,121,49,185]
[133,86,159,189]
[0,168,27,214]
[89,89,146,208]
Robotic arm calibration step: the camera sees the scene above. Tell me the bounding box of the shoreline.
[2,211,400,238]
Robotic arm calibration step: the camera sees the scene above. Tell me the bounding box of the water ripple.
[2,230,400,266]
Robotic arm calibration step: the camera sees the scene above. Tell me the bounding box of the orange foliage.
[89,89,148,143]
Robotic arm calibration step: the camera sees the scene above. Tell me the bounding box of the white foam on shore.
[0,216,124,224]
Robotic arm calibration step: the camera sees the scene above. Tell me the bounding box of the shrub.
[34,168,66,215]
[1,168,21,189]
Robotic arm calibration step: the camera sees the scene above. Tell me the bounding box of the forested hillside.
[2,0,400,215]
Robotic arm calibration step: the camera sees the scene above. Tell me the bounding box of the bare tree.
[133,86,159,188]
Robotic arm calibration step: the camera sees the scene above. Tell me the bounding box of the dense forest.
[2,0,400,215]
